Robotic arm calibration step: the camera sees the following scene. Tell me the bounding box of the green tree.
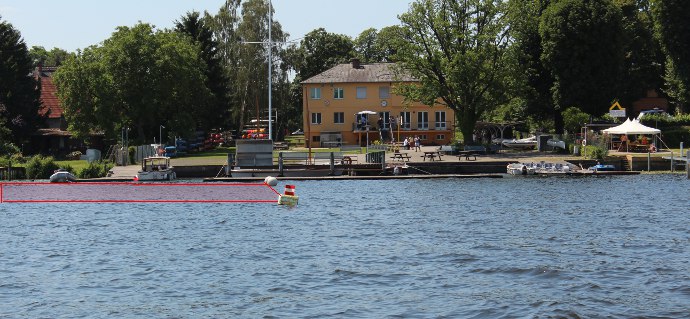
[54,23,212,143]
[210,0,292,138]
[29,46,72,67]
[394,0,511,144]
[175,11,230,130]
[296,28,354,80]
[540,0,625,118]
[354,28,382,63]
[651,0,690,111]
[616,0,664,107]
[0,17,44,144]
[376,26,404,62]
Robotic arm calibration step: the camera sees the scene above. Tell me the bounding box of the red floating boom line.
[0,182,281,203]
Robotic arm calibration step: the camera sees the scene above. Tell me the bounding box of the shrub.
[25,155,60,179]
[78,160,114,179]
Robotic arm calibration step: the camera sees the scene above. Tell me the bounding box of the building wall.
[302,82,455,147]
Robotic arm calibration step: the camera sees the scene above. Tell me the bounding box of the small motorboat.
[506,163,536,175]
[50,169,77,183]
[136,156,176,181]
[588,164,616,172]
[502,136,537,149]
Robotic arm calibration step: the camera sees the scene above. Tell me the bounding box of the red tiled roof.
[36,67,63,119]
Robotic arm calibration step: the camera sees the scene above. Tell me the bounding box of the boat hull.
[136,169,176,181]
[49,172,77,183]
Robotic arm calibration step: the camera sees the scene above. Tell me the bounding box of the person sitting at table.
[618,134,628,151]
[641,136,648,145]
[649,144,657,153]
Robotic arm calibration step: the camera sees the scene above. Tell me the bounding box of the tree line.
[1,0,690,151]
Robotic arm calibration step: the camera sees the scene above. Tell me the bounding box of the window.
[333,87,344,99]
[400,111,411,130]
[312,136,320,142]
[380,111,390,127]
[311,112,322,124]
[356,87,367,99]
[310,87,321,99]
[435,111,446,130]
[436,134,445,140]
[417,111,429,130]
[334,112,344,124]
[379,86,390,99]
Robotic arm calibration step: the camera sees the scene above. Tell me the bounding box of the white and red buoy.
[278,184,298,206]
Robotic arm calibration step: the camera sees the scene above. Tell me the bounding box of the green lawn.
[54,159,92,172]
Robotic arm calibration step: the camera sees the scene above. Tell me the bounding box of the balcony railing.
[351,121,452,132]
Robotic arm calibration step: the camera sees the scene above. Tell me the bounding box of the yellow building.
[301,60,455,147]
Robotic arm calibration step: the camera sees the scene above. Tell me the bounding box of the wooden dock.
[203,174,503,182]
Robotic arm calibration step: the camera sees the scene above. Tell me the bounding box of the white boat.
[502,136,537,149]
[136,156,176,181]
[506,163,536,175]
[507,162,572,176]
[49,169,77,183]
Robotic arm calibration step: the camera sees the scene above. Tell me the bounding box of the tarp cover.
[602,118,661,135]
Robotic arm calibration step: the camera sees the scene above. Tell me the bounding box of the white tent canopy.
[602,118,660,135]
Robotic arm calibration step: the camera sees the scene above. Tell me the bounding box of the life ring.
[343,156,353,165]
[582,140,587,146]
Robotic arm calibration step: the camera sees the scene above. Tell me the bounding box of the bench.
[423,151,443,161]
[390,153,411,162]
[463,145,486,154]
[457,151,479,161]
[438,145,457,155]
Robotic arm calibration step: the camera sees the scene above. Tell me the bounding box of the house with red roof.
[30,65,102,156]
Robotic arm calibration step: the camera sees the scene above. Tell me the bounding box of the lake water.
[1,175,689,318]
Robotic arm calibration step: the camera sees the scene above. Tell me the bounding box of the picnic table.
[390,152,411,162]
[423,151,443,161]
[457,150,479,161]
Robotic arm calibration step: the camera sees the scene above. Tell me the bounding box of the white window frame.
[310,87,321,99]
[435,111,446,130]
[311,112,322,124]
[400,111,411,130]
[334,87,344,99]
[334,112,344,124]
[417,112,429,130]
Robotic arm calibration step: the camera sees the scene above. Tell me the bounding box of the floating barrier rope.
[0,182,281,203]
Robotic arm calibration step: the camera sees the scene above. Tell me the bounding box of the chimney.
[351,58,361,69]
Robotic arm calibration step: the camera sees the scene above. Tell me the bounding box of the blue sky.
[0,0,412,52]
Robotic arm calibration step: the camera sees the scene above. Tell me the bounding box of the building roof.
[301,62,417,84]
[36,66,63,119]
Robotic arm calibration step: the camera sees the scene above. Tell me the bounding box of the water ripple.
[0,176,688,317]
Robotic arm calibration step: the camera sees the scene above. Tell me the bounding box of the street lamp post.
[160,125,165,147]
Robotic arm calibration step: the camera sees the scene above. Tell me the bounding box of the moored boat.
[49,169,77,183]
[502,136,537,149]
[136,156,176,181]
